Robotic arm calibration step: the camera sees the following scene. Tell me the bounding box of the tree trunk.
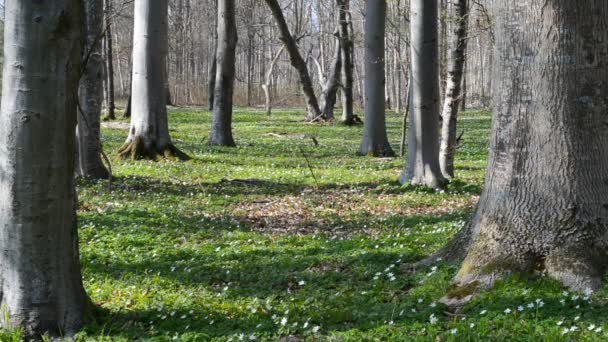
[264,0,322,121]
[439,0,469,179]
[400,0,447,189]
[119,0,188,160]
[320,34,342,120]
[359,0,394,157]
[0,1,89,337]
[262,45,286,117]
[78,0,110,180]
[124,94,132,118]
[103,0,116,120]
[208,0,218,111]
[451,0,608,295]
[338,0,355,125]
[208,0,237,147]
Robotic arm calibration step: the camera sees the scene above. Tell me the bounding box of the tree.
[208,0,238,146]
[359,0,394,157]
[78,0,110,179]
[0,0,88,336]
[208,0,218,111]
[318,33,342,121]
[400,0,447,189]
[264,0,322,122]
[439,0,468,179]
[118,0,188,160]
[445,0,608,296]
[103,0,116,120]
[337,0,355,125]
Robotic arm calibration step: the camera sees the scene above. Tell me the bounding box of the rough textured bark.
[359,0,394,157]
[0,0,89,337]
[208,0,237,147]
[439,0,469,179]
[400,0,447,189]
[119,0,188,160]
[450,0,608,295]
[337,0,355,125]
[78,0,110,180]
[264,0,322,121]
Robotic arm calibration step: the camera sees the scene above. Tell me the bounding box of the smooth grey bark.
[320,35,342,120]
[449,0,608,295]
[119,0,188,160]
[0,0,89,337]
[78,0,110,180]
[262,45,286,117]
[439,0,469,179]
[208,0,237,147]
[264,0,322,121]
[337,0,355,125]
[400,0,447,189]
[359,0,394,157]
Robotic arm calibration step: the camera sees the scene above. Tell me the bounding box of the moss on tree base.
[118,136,190,161]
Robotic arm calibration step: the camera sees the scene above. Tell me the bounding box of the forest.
[0,0,607,341]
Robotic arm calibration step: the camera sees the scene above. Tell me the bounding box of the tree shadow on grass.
[78,207,471,340]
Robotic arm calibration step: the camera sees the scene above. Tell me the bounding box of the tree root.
[118,136,190,161]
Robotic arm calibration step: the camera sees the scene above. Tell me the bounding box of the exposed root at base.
[118,137,190,161]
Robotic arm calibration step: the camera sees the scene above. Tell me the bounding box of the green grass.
[11,107,608,341]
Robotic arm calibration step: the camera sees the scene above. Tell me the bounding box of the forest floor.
[62,108,608,341]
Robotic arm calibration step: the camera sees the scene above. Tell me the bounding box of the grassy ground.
[23,108,608,341]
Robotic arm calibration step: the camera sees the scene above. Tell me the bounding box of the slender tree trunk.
[460,56,467,111]
[208,0,218,111]
[400,0,447,189]
[0,1,89,337]
[264,0,322,121]
[320,34,342,120]
[208,0,238,146]
[78,0,110,180]
[119,0,188,160]
[103,0,116,120]
[359,0,394,157]
[124,94,132,118]
[400,73,411,157]
[338,0,355,125]
[439,0,469,179]
[262,45,286,117]
[449,0,608,296]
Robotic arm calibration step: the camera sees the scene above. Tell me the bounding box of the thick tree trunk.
[400,0,447,189]
[451,0,608,295]
[0,1,89,337]
[78,0,110,180]
[119,0,188,160]
[439,0,469,179]
[264,0,322,121]
[103,0,116,120]
[208,0,237,147]
[359,0,394,157]
[338,0,355,125]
